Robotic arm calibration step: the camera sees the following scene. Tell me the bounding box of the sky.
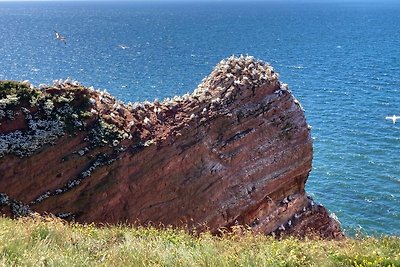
[0,0,385,2]
[0,0,389,4]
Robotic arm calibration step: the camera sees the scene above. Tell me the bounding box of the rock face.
[0,56,343,239]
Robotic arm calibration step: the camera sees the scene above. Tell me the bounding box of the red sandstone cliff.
[0,56,342,239]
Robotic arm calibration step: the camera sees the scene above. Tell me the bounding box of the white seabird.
[385,115,400,124]
[118,44,129,50]
[54,30,66,45]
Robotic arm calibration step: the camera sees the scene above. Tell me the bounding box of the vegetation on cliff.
[0,80,92,158]
[0,80,132,159]
[0,217,398,267]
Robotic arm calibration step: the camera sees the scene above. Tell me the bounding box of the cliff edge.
[0,56,343,239]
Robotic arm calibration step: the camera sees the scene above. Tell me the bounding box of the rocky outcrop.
[0,56,343,239]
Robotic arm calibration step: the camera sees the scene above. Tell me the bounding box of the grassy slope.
[0,217,399,267]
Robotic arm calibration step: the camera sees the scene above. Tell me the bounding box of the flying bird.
[54,30,66,45]
[118,44,129,50]
[385,115,400,124]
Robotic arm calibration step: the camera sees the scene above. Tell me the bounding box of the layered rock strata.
[0,56,343,239]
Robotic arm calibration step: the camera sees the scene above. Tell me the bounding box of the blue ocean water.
[0,1,399,236]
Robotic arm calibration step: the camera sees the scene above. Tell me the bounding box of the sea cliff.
[0,56,342,239]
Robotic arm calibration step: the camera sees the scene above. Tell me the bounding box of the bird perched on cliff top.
[54,30,66,45]
[385,115,400,124]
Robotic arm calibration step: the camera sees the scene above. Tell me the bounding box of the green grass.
[0,217,399,267]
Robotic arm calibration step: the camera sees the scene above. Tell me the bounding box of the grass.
[0,217,399,267]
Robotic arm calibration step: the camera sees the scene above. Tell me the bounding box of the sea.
[0,0,399,236]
